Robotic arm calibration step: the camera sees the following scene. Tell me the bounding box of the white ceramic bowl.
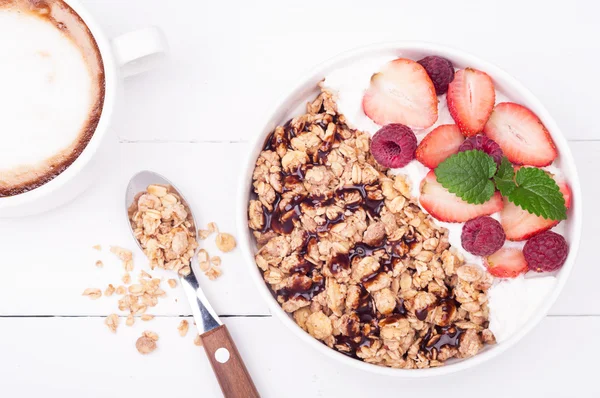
[237,41,582,377]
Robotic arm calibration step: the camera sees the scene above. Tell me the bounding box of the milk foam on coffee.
[0,0,104,197]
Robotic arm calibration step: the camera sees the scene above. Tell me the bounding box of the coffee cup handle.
[111,26,168,78]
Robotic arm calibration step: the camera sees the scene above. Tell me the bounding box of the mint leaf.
[508,167,566,220]
[435,150,497,204]
[494,157,516,196]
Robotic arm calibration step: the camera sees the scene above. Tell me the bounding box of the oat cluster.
[247,87,496,369]
[136,331,159,355]
[128,184,198,276]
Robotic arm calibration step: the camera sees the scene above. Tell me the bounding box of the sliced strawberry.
[415,124,465,169]
[500,180,571,241]
[362,58,438,129]
[419,171,503,222]
[484,248,528,278]
[447,68,496,137]
[558,180,572,209]
[483,102,557,166]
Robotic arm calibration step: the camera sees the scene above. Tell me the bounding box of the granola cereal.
[105,314,119,333]
[198,229,211,240]
[177,319,189,337]
[82,288,102,300]
[205,266,222,281]
[207,222,218,234]
[215,233,236,253]
[110,246,134,272]
[197,249,210,270]
[247,87,495,369]
[104,284,116,297]
[127,185,198,277]
[136,331,158,355]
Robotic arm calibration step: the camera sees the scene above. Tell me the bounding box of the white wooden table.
[1,0,599,396]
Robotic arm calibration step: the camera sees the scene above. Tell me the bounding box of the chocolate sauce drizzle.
[256,119,464,359]
[260,121,383,236]
[277,275,325,302]
[420,325,465,356]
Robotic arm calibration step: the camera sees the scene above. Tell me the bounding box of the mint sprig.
[493,157,516,196]
[435,150,497,204]
[434,151,567,221]
[509,167,567,220]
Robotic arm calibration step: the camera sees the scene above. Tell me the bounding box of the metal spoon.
[125,170,259,398]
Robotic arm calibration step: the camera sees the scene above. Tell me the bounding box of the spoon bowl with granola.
[238,42,582,377]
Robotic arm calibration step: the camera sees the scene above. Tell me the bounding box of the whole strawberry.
[417,56,455,95]
[523,231,568,272]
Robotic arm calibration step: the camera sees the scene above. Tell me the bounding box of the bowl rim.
[236,40,583,377]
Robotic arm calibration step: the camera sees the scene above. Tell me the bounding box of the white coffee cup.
[0,0,168,218]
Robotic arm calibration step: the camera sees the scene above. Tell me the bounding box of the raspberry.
[461,216,505,256]
[523,231,568,272]
[458,134,504,166]
[370,124,417,168]
[417,56,455,95]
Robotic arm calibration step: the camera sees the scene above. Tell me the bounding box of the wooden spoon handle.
[201,325,260,398]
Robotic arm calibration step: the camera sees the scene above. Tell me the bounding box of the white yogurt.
[487,275,556,342]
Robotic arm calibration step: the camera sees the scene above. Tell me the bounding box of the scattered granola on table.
[247,87,496,369]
